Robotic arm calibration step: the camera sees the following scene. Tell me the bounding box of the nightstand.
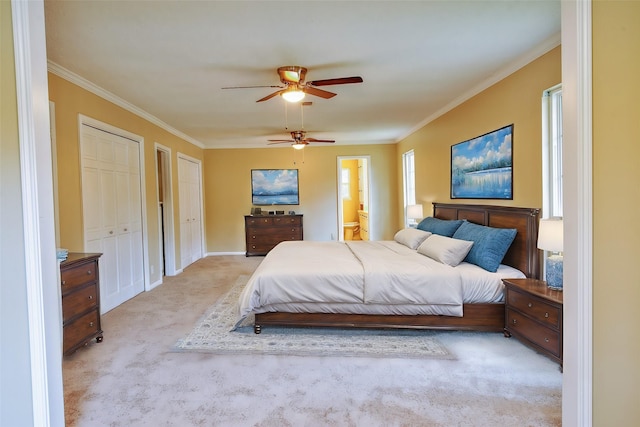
[503,278,563,367]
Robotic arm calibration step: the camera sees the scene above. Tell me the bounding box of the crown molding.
[397,32,562,142]
[47,61,205,149]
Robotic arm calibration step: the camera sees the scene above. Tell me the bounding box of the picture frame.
[251,169,300,205]
[450,124,513,199]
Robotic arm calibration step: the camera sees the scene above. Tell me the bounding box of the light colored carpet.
[63,255,562,426]
[174,275,453,359]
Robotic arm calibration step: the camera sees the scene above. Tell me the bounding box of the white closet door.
[178,156,203,269]
[81,124,144,313]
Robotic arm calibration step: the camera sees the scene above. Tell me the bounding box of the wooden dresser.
[245,214,303,256]
[503,278,563,367]
[60,253,103,356]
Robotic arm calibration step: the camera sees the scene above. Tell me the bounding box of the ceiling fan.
[268,130,335,150]
[222,66,363,103]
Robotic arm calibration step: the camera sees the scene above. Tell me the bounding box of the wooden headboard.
[432,203,541,279]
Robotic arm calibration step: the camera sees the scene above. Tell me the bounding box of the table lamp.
[537,217,563,290]
[407,204,424,227]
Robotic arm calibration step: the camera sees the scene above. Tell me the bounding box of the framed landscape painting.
[251,169,299,205]
[450,124,513,199]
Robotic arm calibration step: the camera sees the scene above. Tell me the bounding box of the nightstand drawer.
[61,260,98,294]
[62,284,98,322]
[506,288,561,330]
[506,308,561,357]
[63,308,100,354]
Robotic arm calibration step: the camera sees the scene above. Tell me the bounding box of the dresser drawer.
[62,284,98,322]
[272,216,302,226]
[63,309,100,354]
[506,308,561,357]
[506,288,561,330]
[246,217,274,227]
[61,260,98,294]
[247,228,301,241]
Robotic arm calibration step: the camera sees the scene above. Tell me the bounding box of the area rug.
[173,275,454,359]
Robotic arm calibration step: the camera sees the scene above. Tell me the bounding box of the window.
[542,84,563,218]
[402,150,416,227]
[341,168,350,199]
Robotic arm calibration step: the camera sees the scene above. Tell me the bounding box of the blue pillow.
[416,217,464,237]
[452,221,517,272]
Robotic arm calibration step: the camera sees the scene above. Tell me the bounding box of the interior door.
[178,155,203,269]
[81,123,144,313]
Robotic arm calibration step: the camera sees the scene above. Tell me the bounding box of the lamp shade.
[537,217,563,252]
[407,204,424,220]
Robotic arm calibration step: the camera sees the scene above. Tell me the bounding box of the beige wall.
[593,2,640,424]
[48,73,204,283]
[203,144,398,252]
[396,47,561,226]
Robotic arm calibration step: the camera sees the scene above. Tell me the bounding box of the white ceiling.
[44,1,560,149]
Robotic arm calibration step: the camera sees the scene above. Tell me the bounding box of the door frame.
[154,143,177,277]
[336,155,371,241]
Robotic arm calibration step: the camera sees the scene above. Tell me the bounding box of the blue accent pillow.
[416,217,464,237]
[452,221,517,272]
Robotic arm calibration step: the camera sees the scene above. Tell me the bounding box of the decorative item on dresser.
[60,253,103,356]
[245,214,303,256]
[503,278,563,368]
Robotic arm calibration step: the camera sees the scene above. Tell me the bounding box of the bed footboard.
[253,303,505,334]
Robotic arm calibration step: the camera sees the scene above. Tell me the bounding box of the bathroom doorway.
[337,156,371,241]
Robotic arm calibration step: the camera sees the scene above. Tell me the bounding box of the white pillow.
[393,228,432,250]
[417,234,474,266]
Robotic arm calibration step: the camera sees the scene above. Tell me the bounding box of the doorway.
[155,143,177,276]
[337,156,370,241]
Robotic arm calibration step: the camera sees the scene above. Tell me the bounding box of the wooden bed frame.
[253,203,541,334]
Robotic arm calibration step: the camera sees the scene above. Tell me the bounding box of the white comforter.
[237,240,524,321]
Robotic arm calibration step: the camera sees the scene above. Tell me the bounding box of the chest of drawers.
[245,215,303,256]
[503,278,563,366]
[60,253,103,355]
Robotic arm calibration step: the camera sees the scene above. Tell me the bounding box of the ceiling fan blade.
[306,138,335,143]
[307,76,363,86]
[222,85,283,89]
[303,86,337,99]
[256,90,284,103]
[267,139,295,143]
[267,141,295,145]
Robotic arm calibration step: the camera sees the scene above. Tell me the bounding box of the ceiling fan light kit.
[292,143,306,150]
[281,87,306,103]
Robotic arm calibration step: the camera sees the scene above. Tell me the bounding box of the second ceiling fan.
[268,130,335,149]
[223,66,363,103]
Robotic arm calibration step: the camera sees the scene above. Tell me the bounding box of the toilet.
[343,222,360,240]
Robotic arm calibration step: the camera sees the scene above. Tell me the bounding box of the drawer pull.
[291,228,296,232]
[89,322,94,327]
[528,302,533,308]
[86,270,92,275]
[88,295,93,300]
[544,337,550,343]
[512,319,517,324]
[545,312,549,318]
[252,235,256,239]
[62,280,66,285]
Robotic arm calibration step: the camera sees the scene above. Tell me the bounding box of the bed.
[238,203,541,334]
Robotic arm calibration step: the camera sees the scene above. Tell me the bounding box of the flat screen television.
[251,169,299,205]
